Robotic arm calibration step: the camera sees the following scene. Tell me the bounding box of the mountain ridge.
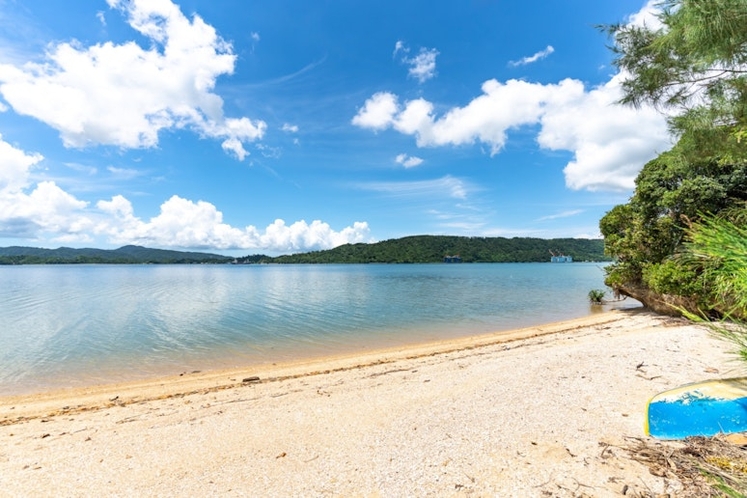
[0,236,609,265]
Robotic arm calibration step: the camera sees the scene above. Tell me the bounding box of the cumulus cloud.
[0,0,266,159]
[395,153,423,168]
[353,2,671,191]
[96,194,371,251]
[353,78,670,192]
[0,134,368,251]
[351,92,399,130]
[537,73,670,190]
[353,79,563,155]
[0,133,43,192]
[281,123,299,133]
[0,135,94,240]
[509,45,555,67]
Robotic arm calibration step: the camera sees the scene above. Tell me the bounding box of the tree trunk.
[615,283,699,317]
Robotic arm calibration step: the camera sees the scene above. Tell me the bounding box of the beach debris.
[276,452,287,459]
[242,376,260,383]
[623,435,747,497]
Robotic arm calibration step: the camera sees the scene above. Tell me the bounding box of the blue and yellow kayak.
[646,378,747,439]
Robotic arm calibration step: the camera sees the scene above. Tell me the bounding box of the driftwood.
[614,283,700,317]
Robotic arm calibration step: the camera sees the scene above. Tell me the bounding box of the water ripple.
[0,263,622,395]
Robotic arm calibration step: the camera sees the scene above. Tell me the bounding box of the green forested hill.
[0,245,232,264]
[0,237,608,265]
[239,236,608,264]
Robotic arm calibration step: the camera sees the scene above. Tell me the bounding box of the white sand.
[0,310,739,497]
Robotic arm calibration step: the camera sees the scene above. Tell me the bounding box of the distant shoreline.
[0,236,610,264]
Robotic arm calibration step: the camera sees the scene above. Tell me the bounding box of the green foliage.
[0,239,609,266]
[641,259,705,297]
[607,0,747,157]
[600,1,747,314]
[588,289,606,304]
[600,133,747,310]
[679,213,747,365]
[686,213,747,317]
[240,236,608,264]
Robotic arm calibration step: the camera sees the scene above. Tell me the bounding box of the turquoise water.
[0,263,631,395]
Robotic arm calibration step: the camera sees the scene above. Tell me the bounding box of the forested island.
[0,236,607,265]
[238,236,606,264]
[0,245,233,265]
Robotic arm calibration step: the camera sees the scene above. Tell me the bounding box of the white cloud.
[96,11,106,26]
[65,162,98,175]
[536,209,583,222]
[351,92,399,130]
[395,153,423,168]
[0,133,43,192]
[0,134,368,251]
[537,73,670,190]
[353,77,670,191]
[354,79,561,155]
[107,166,141,180]
[358,175,469,200]
[251,32,260,42]
[96,194,371,251]
[393,40,408,57]
[509,45,555,67]
[0,0,266,159]
[353,2,671,192]
[282,123,299,133]
[0,135,94,240]
[403,47,438,83]
[627,0,663,29]
[254,219,371,253]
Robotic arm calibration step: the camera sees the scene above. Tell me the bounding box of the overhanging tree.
[600,0,747,314]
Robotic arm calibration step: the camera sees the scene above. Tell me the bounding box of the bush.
[588,289,606,304]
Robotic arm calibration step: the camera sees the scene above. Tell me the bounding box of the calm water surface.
[0,263,631,395]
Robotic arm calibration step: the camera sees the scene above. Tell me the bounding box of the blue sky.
[0,0,671,255]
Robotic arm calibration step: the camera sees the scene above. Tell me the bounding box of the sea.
[0,262,636,395]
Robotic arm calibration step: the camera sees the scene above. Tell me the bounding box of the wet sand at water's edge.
[0,310,738,496]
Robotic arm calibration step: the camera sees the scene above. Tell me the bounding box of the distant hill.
[237,236,609,264]
[0,245,232,265]
[0,236,609,265]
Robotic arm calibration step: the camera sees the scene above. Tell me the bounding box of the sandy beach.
[0,309,739,497]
